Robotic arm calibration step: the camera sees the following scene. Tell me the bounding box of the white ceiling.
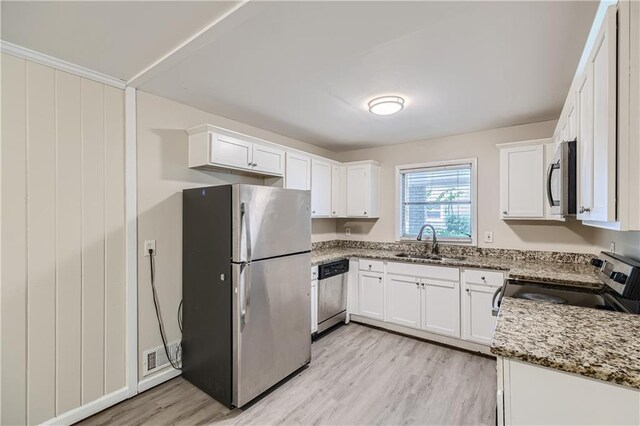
[1,1,240,80]
[1,1,598,151]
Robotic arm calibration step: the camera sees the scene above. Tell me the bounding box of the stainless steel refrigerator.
[182,184,311,408]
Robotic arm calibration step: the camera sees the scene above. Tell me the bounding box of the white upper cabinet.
[211,133,253,170]
[576,71,594,221]
[588,6,617,223]
[285,152,311,190]
[346,161,380,218]
[252,143,285,176]
[331,165,346,217]
[499,144,544,219]
[311,159,332,217]
[187,125,284,177]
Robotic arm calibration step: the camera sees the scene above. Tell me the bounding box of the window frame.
[395,158,478,246]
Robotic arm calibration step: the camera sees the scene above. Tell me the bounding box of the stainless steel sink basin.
[395,253,466,262]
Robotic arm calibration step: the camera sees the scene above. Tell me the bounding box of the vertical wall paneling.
[55,70,83,415]
[26,61,57,424]
[81,79,106,403]
[0,53,127,423]
[124,87,138,397]
[104,86,126,394]
[1,53,28,426]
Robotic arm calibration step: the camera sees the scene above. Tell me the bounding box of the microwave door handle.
[546,161,558,207]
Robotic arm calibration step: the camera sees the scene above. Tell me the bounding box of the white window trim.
[395,158,478,246]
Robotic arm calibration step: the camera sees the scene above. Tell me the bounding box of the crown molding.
[0,40,126,89]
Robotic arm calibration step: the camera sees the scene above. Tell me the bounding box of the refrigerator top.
[232,185,311,263]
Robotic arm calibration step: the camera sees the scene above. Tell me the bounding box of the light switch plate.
[144,240,156,256]
[345,227,351,236]
[484,231,494,243]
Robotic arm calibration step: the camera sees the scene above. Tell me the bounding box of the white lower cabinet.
[351,260,501,350]
[422,278,460,337]
[462,269,503,345]
[386,274,421,329]
[358,271,384,320]
[385,263,460,338]
[497,358,640,425]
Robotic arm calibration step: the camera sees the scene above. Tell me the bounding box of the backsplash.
[311,240,597,265]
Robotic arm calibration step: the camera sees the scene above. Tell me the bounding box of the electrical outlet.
[144,240,156,256]
[610,242,616,253]
[484,231,494,243]
[345,227,351,236]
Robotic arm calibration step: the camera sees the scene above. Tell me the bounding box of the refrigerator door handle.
[240,262,252,327]
[240,202,252,263]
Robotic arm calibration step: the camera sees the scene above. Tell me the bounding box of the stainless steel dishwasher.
[317,259,349,334]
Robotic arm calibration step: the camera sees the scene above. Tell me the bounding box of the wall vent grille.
[142,340,181,376]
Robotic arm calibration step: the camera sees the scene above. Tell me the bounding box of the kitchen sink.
[395,253,466,262]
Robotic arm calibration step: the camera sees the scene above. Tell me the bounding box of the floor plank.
[79,323,496,425]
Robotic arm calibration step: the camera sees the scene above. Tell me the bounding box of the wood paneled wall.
[1,53,126,425]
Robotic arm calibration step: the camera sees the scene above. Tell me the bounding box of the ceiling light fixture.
[368,96,405,116]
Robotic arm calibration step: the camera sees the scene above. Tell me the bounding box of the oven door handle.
[491,285,504,317]
[546,160,560,208]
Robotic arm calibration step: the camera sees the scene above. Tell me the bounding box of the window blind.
[399,163,473,242]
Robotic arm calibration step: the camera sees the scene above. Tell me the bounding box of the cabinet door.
[462,283,498,345]
[311,159,332,217]
[421,278,460,337]
[577,71,593,220]
[331,165,346,217]
[500,145,544,218]
[252,144,284,176]
[346,165,369,216]
[386,274,421,329]
[210,133,252,170]
[285,153,311,190]
[358,271,384,320]
[589,6,617,223]
[311,279,318,334]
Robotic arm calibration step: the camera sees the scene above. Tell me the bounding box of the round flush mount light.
[368,96,405,116]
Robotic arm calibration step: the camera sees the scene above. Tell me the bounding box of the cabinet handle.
[416,282,420,288]
[333,211,336,214]
[253,162,258,167]
[364,211,367,215]
[312,210,316,214]
[369,265,372,270]
[579,206,591,214]
[502,210,508,215]
[378,277,382,282]
[421,283,425,288]
[248,162,253,166]
[481,276,486,280]
[465,288,470,293]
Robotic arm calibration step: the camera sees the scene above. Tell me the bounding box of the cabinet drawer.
[359,259,384,273]
[463,269,504,287]
[387,261,459,281]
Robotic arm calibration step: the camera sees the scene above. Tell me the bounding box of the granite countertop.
[491,297,640,390]
[311,247,603,289]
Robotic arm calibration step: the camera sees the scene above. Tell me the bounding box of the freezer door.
[232,184,311,262]
[232,252,311,407]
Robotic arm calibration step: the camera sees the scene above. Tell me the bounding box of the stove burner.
[517,292,568,304]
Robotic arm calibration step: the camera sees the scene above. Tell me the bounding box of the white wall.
[336,120,640,256]
[135,91,339,382]
[1,53,126,424]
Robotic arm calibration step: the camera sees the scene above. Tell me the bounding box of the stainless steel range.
[493,252,640,315]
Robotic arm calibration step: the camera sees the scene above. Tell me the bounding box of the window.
[397,159,476,244]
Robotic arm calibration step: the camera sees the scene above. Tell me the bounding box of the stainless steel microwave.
[547,140,577,216]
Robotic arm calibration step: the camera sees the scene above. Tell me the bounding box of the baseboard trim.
[0,40,126,89]
[350,315,492,356]
[41,387,129,426]
[138,367,182,393]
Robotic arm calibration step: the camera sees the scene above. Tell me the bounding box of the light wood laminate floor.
[79,323,496,425]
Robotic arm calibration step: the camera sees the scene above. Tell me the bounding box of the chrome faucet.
[416,224,439,254]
